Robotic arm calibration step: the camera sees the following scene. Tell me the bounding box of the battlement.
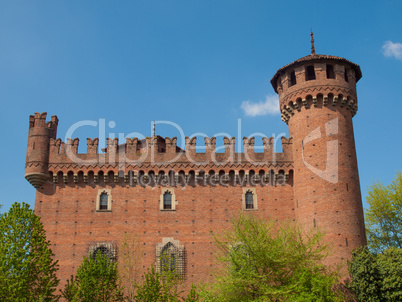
[47,134,293,167]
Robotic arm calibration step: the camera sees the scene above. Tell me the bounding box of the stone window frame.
[160,188,176,211]
[242,188,258,210]
[96,189,112,212]
[155,237,185,277]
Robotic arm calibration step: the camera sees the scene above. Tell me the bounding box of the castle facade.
[25,41,367,290]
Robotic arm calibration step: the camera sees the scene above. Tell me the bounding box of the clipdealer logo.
[302,118,339,184]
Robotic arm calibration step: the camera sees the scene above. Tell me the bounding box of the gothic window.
[242,188,257,210]
[245,191,254,209]
[156,238,185,277]
[92,245,110,260]
[160,242,176,273]
[97,189,112,211]
[164,192,172,209]
[89,242,117,262]
[100,193,108,210]
[160,188,175,210]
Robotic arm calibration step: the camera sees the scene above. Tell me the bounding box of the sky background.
[0,0,401,213]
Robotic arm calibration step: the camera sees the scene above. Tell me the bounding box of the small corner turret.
[25,112,58,188]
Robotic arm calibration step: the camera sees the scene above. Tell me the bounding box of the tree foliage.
[134,265,182,301]
[0,202,60,301]
[209,213,343,301]
[365,171,402,253]
[118,233,144,301]
[62,250,124,302]
[134,265,200,302]
[347,246,402,302]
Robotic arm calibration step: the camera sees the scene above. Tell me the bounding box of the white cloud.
[241,95,280,117]
[382,41,402,60]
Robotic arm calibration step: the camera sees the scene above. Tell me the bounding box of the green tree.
[182,284,200,302]
[347,246,402,302]
[0,202,60,301]
[62,250,124,302]
[118,233,144,301]
[209,213,343,301]
[60,275,78,302]
[365,172,402,253]
[134,265,182,302]
[134,264,200,302]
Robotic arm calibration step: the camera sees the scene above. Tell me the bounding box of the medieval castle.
[25,36,367,290]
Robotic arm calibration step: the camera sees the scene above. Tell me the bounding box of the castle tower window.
[289,71,296,87]
[163,192,172,209]
[100,193,108,210]
[96,189,112,211]
[160,188,176,210]
[344,69,349,82]
[156,238,185,276]
[242,188,257,210]
[305,65,316,81]
[326,64,335,79]
[245,191,254,209]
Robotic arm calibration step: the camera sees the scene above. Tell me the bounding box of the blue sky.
[1,0,401,213]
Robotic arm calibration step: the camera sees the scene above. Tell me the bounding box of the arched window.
[161,242,176,273]
[163,191,172,210]
[92,245,110,260]
[156,238,185,277]
[100,193,108,210]
[245,191,254,209]
[89,242,117,262]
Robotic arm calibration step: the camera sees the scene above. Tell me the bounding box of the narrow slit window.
[326,64,335,79]
[163,192,172,210]
[305,65,316,81]
[245,191,254,209]
[289,71,296,86]
[344,69,349,82]
[100,193,108,210]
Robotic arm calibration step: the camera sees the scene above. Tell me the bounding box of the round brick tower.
[271,34,367,270]
[25,112,58,188]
